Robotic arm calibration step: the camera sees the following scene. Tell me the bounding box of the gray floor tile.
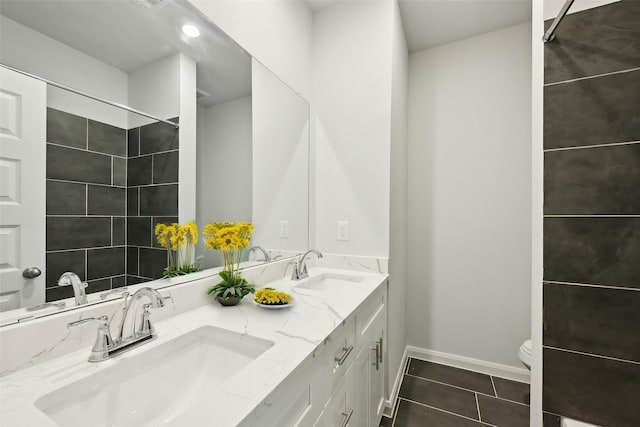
[408,359,495,395]
[379,415,393,427]
[399,375,479,419]
[477,394,530,427]
[543,412,562,427]
[492,377,530,405]
[394,399,485,427]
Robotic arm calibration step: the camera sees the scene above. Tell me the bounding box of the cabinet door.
[369,320,385,425]
[351,345,371,427]
[314,364,355,427]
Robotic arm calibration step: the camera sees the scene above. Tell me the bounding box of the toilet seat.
[518,339,532,368]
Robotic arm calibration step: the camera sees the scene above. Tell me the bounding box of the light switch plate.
[337,221,348,241]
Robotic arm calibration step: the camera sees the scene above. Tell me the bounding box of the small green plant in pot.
[203,222,255,306]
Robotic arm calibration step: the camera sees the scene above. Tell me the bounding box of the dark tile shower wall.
[542,2,640,426]
[46,108,127,302]
[126,120,179,285]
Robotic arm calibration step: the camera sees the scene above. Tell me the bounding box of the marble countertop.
[0,268,387,427]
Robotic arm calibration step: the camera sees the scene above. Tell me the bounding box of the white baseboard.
[383,346,409,418]
[406,346,531,383]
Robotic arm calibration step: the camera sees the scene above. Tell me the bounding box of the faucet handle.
[68,315,114,361]
[68,315,109,329]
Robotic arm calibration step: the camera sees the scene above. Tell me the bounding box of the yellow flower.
[254,288,291,305]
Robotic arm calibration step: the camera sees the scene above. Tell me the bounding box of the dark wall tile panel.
[153,151,179,184]
[47,144,111,185]
[127,188,138,216]
[543,348,640,427]
[127,217,152,247]
[544,70,640,149]
[87,186,125,216]
[87,247,125,280]
[85,278,112,294]
[544,0,640,84]
[45,285,73,302]
[46,180,85,215]
[126,275,146,286]
[139,184,178,216]
[112,275,126,288]
[544,283,640,362]
[127,128,140,157]
[47,217,111,250]
[139,247,166,279]
[46,108,86,149]
[45,250,85,287]
[127,247,138,276]
[545,143,640,214]
[113,217,125,246]
[113,157,126,187]
[127,156,152,186]
[544,217,640,289]
[477,394,529,427]
[88,120,126,156]
[139,121,179,155]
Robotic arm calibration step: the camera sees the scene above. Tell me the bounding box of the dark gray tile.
[127,247,139,276]
[46,285,73,302]
[112,275,126,289]
[543,412,562,427]
[127,217,152,247]
[544,1,640,84]
[45,250,85,287]
[85,278,112,294]
[127,188,139,216]
[47,217,111,250]
[477,394,529,427]
[128,128,140,157]
[492,377,530,405]
[113,157,126,187]
[87,186,125,216]
[113,217,125,246]
[47,144,111,185]
[153,151,179,184]
[394,399,484,427]
[127,155,152,186]
[139,247,167,279]
[46,180,85,215]
[152,216,178,248]
[139,184,178,216]
[47,108,86,149]
[379,415,393,427]
[88,120,126,156]
[140,120,179,155]
[408,360,495,395]
[399,375,479,419]
[543,347,640,427]
[126,275,146,286]
[544,144,640,214]
[544,70,640,149]
[87,247,125,280]
[544,283,640,362]
[544,217,640,289]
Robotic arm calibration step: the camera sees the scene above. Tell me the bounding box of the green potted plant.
[203,222,256,306]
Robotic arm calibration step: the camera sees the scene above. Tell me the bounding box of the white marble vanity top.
[0,268,387,427]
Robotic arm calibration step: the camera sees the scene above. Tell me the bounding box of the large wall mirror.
[0,0,309,324]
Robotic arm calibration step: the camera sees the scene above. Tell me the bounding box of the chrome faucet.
[249,246,271,262]
[58,272,88,305]
[291,250,323,280]
[68,287,170,362]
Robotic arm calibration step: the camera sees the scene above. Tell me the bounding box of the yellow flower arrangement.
[154,221,200,277]
[203,222,256,303]
[254,288,291,305]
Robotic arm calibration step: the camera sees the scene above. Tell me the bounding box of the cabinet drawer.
[319,317,355,393]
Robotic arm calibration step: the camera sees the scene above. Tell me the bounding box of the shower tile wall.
[46,108,126,302]
[126,120,179,285]
[542,1,640,426]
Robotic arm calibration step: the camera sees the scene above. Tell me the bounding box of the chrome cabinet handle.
[371,342,380,371]
[378,337,383,363]
[22,267,42,279]
[341,409,354,427]
[335,344,354,366]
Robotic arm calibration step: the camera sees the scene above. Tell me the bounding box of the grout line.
[544,345,640,365]
[47,245,127,254]
[47,214,126,218]
[47,141,128,159]
[475,393,482,422]
[85,117,88,150]
[47,178,127,189]
[544,67,640,87]
[544,140,640,152]
[490,376,498,397]
[398,397,496,426]
[403,374,530,407]
[544,215,640,218]
[543,281,640,292]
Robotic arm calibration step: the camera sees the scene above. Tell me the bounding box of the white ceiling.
[306,0,532,53]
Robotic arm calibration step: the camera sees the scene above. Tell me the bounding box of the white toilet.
[518,339,599,427]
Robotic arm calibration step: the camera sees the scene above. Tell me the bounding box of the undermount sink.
[34,326,273,427]
[295,272,365,292]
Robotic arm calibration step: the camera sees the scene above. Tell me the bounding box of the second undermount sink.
[295,272,365,292]
[34,326,273,427]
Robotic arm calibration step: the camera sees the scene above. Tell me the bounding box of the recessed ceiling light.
[182,24,200,38]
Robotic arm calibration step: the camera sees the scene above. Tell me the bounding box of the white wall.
[195,96,252,268]
[388,0,409,401]
[189,0,313,101]
[0,15,128,128]
[312,0,393,257]
[406,23,532,368]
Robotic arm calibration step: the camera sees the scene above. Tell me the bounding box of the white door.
[0,67,46,310]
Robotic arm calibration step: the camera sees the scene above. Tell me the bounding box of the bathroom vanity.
[0,267,388,427]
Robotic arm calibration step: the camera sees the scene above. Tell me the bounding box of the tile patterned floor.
[379,358,562,427]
